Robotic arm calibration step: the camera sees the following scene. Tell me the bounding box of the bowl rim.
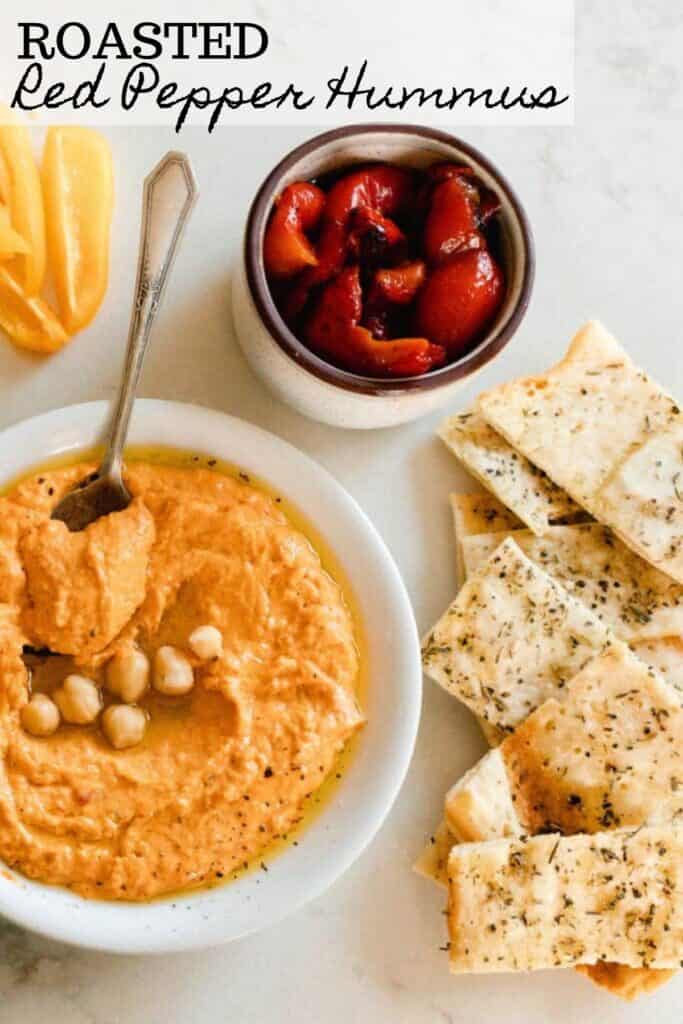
[244,122,535,396]
[0,399,422,953]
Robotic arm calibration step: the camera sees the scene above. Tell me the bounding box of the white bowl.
[232,124,534,429]
[0,399,421,953]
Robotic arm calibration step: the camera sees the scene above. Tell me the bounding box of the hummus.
[0,460,363,900]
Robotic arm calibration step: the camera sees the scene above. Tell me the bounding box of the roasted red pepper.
[423,162,500,225]
[304,165,413,284]
[362,260,426,338]
[282,165,414,320]
[263,182,325,278]
[324,165,414,224]
[305,266,363,356]
[348,326,446,377]
[265,159,505,379]
[478,189,502,225]
[306,266,444,377]
[348,206,406,267]
[414,249,503,356]
[423,175,483,264]
[420,163,501,265]
[425,162,476,186]
[360,285,391,340]
[374,261,426,304]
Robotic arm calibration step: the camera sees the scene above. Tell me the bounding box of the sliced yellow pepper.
[0,264,68,354]
[0,150,11,206]
[42,126,113,335]
[0,109,46,295]
[0,204,30,259]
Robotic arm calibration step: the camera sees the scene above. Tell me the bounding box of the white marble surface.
[3,3,683,1020]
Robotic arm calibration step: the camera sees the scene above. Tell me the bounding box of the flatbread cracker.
[419,644,680,996]
[443,644,682,996]
[450,493,520,587]
[444,747,523,841]
[478,321,683,581]
[449,493,521,538]
[422,538,611,732]
[631,636,683,693]
[413,819,455,886]
[449,495,518,743]
[439,410,582,535]
[461,522,683,645]
[445,644,683,843]
[477,718,505,747]
[415,750,521,885]
[595,417,683,584]
[574,963,676,1000]
[478,321,679,504]
[415,493,508,890]
[447,826,683,973]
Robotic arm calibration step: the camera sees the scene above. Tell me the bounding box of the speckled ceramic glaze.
[232,124,534,429]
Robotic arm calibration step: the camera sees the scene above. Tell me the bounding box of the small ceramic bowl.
[0,400,421,953]
[232,124,534,429]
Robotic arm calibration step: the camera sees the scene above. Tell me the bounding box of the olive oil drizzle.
[4,444,367,899]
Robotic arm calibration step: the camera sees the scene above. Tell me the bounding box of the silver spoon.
[51,151,198,532]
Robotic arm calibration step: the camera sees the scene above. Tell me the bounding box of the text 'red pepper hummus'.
[0,461,363,901]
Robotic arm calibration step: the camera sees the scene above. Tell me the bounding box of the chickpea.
[153,646,194,696]
[106,648,150,704]
[54,675,102,725]
[102,704,147,750]
[21,693,60,737]
[188,624,223,661]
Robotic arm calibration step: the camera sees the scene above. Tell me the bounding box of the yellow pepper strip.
[0,264,69,354]
[0,204,30,259]
[42,126,114,335]
[0,150,11,206]
[0,110,46,295]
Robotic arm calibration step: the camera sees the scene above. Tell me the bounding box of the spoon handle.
[101,151,199,479]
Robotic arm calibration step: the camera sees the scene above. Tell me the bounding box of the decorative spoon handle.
[101,151,199,479]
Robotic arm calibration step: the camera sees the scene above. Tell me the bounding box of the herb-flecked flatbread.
[450,493,521,539]
[461,522,683,645]
[422,538,612,732]
[417,643,680,996]
[439,410,582,535]
[445,644,683,843]
[595,418,683,585]
[574,962,676,1001]
[631,636,683,692]
[447,826,683,973]
[413,819,455,886]
[478,321,683,581]
[444,746,523,841]
[449,492,520,587]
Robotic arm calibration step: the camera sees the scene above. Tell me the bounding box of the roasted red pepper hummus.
[0,462,363,900]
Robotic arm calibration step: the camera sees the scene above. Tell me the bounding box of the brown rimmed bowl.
[232,124,534,429]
